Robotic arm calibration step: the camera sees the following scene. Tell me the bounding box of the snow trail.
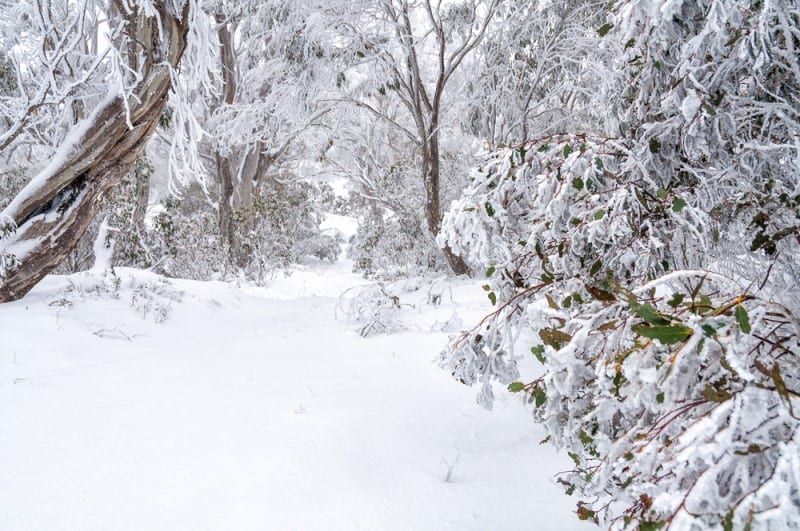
[0,263,591,530]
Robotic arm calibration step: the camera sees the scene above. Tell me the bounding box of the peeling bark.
[0,3,191,302]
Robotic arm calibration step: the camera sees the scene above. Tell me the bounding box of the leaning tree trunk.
[0,3,190,303]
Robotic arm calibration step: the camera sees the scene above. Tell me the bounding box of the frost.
[680,89,701,122]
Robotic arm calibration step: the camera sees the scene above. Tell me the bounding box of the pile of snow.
[1,260,592,530]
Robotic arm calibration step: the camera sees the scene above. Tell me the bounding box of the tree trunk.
[0,3,190,303]
[423,129,470,276]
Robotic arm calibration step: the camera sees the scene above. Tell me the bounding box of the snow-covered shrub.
[338,283,408,337]
[244,177,341,274]
[58,159,156,274]
[439,0,800,528]
[348,208,443,280]
[146,190,227,281]
[49,269,183,323]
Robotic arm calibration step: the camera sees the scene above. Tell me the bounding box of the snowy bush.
[348,209,444,280]
[338,283,408,337]
[245,177,341,272]
[438,0,800,528]
[49,269,183,324]
[58,159,156,274]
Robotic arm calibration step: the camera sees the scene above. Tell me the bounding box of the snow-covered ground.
[1,258,592,531]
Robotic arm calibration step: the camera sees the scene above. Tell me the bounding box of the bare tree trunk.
[0,3,190,303]
[424,116,470,275]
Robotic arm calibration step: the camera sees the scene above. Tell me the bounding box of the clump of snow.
[680,89,701,122]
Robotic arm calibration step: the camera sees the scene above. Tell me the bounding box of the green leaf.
[771,226,797,242]
[596,23,614,37]
[563,144,573,158]
[594,157,604,171]
[735,304,751,334]
[656,392,664,403]
[481,284,491,291]
[507,382,525,393]
[589,259,602,276]
[703,384,732,402]
[723,509,734,531]
[539,328,572,350]
[597,320,618,332]
[632,324,693,345]
[586,285,616,302]
[486,265,496,278]
[484,202,495,217]
[533,387,546,407]
[667,293,685,308]
[488,292,497,305]
[594,209,606,220]
[630,301,670,325]
[640,522,666,531]
[572,177,584,190]
[579,429,593,445]
[656,188,669,200]
[724,31,741,47]
[771,363,789,402]
[567,451,581,466]
[750,231,775,254]
[531,345,546,364]
[624,38,635,49]
[649,138,661,153]
[534,241,545,260]
[672,197,687,213]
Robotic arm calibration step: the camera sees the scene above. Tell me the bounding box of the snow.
[679,89,701,122]
[0,260,592,531]
[1,89,120,221]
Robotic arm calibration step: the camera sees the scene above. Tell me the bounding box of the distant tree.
[463,0,607,146]
[440,0,800,528]
[204,0,335,270]
[334,0,501,275]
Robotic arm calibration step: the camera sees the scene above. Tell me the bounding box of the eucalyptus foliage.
[439,0,800,528]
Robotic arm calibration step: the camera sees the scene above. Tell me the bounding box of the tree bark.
[423,118,470,275]
[0,3,190,303]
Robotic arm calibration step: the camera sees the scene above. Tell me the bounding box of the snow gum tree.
[335,0,501,275]
[439,0,800,528]
[203,0,336,270]
[464,0,608,146]
[0,0,204,302]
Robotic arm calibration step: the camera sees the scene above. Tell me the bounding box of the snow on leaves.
[439,0,800,527]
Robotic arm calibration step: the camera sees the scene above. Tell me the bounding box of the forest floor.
[0,242,593,530]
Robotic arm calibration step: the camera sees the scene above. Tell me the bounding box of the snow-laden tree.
[463,0,608,146]
[0,0,213,302]
[439,0,800,528]
[202,0,337,270]
[333,0,501,275]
